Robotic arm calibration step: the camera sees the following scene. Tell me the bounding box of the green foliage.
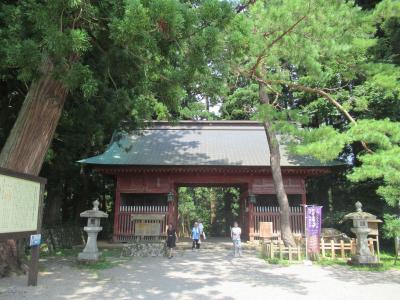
[222,84,259,120]
[294,119,400,208]
[219,0,400,242]
[266,258,290,266]
[0,0,235,225]
[179,102,216,120]
[1,0,400,244]
[178,187,239,236]
[383,214,400,239]
[318,252,400,271]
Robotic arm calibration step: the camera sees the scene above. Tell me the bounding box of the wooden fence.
[320,239,356,259]
[254,206,304,239]
[262,238,379,261]
[115,205,168,242]
[320,238,379,259]
[261,240,303,261]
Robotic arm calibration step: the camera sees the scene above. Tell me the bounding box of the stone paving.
[0,241,399,300]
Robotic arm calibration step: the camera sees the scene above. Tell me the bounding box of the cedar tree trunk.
[0,59,68,276]
[259,82,296,247]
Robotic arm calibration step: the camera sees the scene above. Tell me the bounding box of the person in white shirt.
[231,221,242,257]
[198,220,205,244]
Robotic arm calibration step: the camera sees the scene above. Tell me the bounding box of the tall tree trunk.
[0,61,68,173]
[45,185,64,226]
[75,171,90,221]
[259,82,296,247]
[0,59,68,276]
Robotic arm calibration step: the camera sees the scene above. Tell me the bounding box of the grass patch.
[76,249,131,271]
[259,251,298,266]
[317,258,348,267]
[316,252,400,272]
[40,247,130,271]
[267,257,290,266]
[375,252,400,271]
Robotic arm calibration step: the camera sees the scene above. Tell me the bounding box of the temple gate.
[80,121,339,242]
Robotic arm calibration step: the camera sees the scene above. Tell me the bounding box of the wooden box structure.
[368,219,382,256]
[79,121,340,242]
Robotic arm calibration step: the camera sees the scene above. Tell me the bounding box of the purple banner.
[306,205,322,254]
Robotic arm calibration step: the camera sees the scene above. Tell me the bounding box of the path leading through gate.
[0,239,399,300]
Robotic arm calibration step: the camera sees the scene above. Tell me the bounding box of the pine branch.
[236,0,257,13]
[250,15,308,76]
[253,76,374,154]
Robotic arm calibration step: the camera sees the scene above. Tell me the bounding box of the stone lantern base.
[348,254,380,266]
[78,251,101,261]
[78,226,103,261]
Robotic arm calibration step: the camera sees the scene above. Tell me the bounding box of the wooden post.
[270,242,274,259]
[376,237,380,262]
[369,239,375,255]
[340,240,345,259]
[174,187,179,233]
[297,245,301,261]
[167,194,175,227]
[321,238,325,258]
[113,179,121,242]
[331,240,335,259]
[248,201,255,241]
[27,246,40,286]
[300,190,306,205]
[350,239,355,255]
[28,181,45,286]
[279,241,283,260]
[288,245,292,261]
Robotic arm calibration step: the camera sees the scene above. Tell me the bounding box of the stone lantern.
[78,200,108,261]
[344,201,380,265]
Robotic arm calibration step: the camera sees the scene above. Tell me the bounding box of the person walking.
[191,222,201,250]
[166,223,177,258]
[231,221,242,257]
[198,220,206,244]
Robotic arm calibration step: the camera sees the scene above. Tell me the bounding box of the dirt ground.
[0,242,399,300]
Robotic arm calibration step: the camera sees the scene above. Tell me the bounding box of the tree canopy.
[0,0,399,246]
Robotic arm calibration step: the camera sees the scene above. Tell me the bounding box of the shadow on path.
[1,244,399,300]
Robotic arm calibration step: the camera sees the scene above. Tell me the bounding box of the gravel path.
[0,245,399,300]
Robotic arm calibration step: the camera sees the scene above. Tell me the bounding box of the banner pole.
[303,204,313,265]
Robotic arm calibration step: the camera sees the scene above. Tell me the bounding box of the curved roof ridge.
[79,122,344,168]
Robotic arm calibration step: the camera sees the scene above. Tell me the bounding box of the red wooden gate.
[115,205,168,242]
[253,206,304,239]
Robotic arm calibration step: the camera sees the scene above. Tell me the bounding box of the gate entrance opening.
[177,186,240,238]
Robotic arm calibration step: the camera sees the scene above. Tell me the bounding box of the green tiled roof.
[78,121,343,167]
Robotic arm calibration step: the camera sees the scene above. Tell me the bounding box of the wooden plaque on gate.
[131,214,165,221]
[135,223,161,236]
[260,222,273,238]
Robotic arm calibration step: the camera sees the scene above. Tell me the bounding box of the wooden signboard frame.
[0,167,46,286]
[259,222,274,239]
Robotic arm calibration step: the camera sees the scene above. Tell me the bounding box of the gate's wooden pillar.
[240,187,253,241]
[248,203,255,241]
[113,177,121,242]
[301,178,307,205]
[167,194,175,227]
[174,187,179,234]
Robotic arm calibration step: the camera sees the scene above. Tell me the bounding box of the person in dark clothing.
[166,223,177,258]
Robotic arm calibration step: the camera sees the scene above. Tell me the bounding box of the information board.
[0,168,45,235]
[0,167,46,287]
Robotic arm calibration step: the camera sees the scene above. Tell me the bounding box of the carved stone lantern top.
[344,202,379,221]
[80,200,108,219]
